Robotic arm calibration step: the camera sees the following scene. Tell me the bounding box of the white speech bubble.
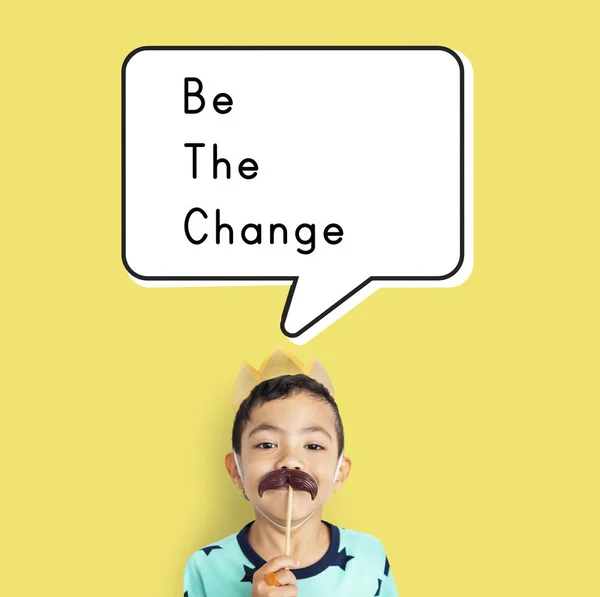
[122,46,473,344]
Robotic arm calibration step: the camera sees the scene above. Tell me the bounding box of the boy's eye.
[256,442,276,449]
[306,444,324,451]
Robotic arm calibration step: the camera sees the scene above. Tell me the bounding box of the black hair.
[232,374,344,457]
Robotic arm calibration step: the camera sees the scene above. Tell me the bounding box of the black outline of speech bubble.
[122,46,466,339]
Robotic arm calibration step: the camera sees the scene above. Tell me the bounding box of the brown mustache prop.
[258,469,318,500]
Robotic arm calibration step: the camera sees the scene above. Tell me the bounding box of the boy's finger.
[260,556,300,573]
[271,568,296,586]
[273,585,298,597]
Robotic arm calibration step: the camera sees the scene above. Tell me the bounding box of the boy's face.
[228,391,349,524]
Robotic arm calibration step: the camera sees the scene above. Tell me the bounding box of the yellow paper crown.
[232,348,334,411]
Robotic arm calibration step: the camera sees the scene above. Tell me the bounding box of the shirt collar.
[236,520,340,580]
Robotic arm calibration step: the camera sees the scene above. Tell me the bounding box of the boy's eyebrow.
[300,426,333,441]
[247,423,333,441]
[248,423,283,438]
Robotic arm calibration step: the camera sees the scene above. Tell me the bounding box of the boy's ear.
[333,456,352,492]
[224,452,244,490]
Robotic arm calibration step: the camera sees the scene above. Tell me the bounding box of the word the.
[184,143,258,180]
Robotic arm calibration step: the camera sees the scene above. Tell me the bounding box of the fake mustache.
[257,469,318,500]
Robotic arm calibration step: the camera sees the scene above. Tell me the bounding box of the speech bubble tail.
[280,273,378,344]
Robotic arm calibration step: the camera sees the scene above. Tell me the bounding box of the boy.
[184,369,398,596]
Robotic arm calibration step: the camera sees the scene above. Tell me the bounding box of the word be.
[184,78,233,114]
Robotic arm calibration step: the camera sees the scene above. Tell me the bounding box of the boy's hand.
[251,556,300,596]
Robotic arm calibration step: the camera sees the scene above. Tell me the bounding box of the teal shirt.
[184,521,398,596]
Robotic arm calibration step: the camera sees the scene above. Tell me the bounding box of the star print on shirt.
[240,564,258,583]
[332,547,354,570]
[374,578,382,596]
[374,554,391,595]
[199,545,223,556]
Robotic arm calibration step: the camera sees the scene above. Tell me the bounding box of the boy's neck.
[247,511,331,567]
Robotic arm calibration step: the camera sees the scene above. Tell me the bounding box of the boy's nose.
[276,452,304,470]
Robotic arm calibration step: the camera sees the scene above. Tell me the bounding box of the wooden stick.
[284,485,293,556]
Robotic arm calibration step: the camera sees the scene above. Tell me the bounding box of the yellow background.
[2,1,599,596]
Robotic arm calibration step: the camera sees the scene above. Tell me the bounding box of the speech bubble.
[122,46,473,344]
